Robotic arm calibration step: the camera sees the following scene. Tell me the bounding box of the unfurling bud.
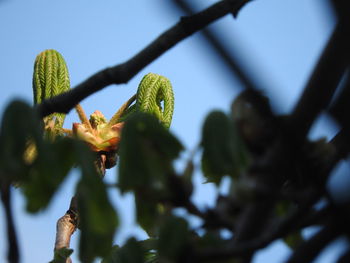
[33,49,70,130]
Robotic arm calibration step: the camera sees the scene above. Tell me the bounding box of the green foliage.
[118,112,183,192]
[136,73,174,129]
[284,231,304,250]
[118,112,183,233]
[157,216,189,262]
[0,100,119,262]
[0,100,43,183]
[201,110,249,185]
[76,146,119,263]
[33,49,70,130]
[49,248,74,263]
[102,238,145,263]
[115,73,175,129]
[21,138,76,213]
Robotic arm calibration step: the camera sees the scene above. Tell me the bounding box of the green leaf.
[136,73,174,129]
[157,216,189,262]
[32,49,71,130]
[49,247,73,263]
[275,200,292,217]
[201,110,249,185]
[135,195,166,236]
[118,113,183,193]
[144,252,158,263]
[284,231,304,250]
[21,138,76,213]
[118,113,183,233]
[101,238,144,263]
[77,148,119,263]
[0,100,43,183]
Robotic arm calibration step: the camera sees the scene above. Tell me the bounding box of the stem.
[54,197,78,263]
[107,94,136,126]
[75,104,93,133]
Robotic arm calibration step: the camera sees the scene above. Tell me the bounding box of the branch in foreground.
[289,22,350,140]
[171,0,258,91]
[37,0,252,118]
[286,220,341,263]
[0,183,20,263]
[232,20,349,247]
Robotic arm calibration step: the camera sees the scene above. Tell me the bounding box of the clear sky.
[0,0,346,262]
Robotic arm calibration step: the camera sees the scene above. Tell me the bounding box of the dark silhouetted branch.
[289,22,350,140]
[337,249,350,263]
[170,0,258,90]
[0,183,20,263]
[329,73,350,131]
[286,220,341,263]
[36,0,252,119]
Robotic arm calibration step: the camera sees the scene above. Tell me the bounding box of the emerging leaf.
[21,138,76,213]
[157,216,189,262]
[136,73,174,129]
[201,110,249,185]
[101,238,144,263]
[77,148,119,263]
[118,112,183,193]
[118,112,183,233]
[32,49,71,132]
[284,231,304,250]
[0,100,43,184]
[49,247,73,263]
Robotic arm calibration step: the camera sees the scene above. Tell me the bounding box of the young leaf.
[201,110,249,185]
[136,73,174,129]
[101,238,144,263]
[118,112,183,193]
[0,100,43,183]
[77,148,119,263]
[32,49,70,131]
[118,113,183,233]
[284,231,304,250]
[21,138,77,213]
[157,216,189,262]
[49,247,73,263]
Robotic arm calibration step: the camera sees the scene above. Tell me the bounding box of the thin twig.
[107,94,136,126]
[75,104,93,133]
[36,0,252,119]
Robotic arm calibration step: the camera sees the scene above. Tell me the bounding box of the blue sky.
[0,0,346,262]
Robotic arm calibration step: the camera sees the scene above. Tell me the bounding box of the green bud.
[32,49,70,130]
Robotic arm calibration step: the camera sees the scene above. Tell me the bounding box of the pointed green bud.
[136,73,174,129]
[32,49,70,130]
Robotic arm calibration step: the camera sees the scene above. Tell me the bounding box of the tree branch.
[0,183,20,263]
[170,0,258,90]
[233,19,349,241]
[286,220,341,263]
[36,0,252,119]
[289,22,350,140]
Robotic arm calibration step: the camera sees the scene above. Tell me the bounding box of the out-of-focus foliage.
[77,150,118,262]
[49,248,73,263]
[101,238,145,263]
[201,110,249,185]
[118,113,184,234]
[0,100,119,263]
